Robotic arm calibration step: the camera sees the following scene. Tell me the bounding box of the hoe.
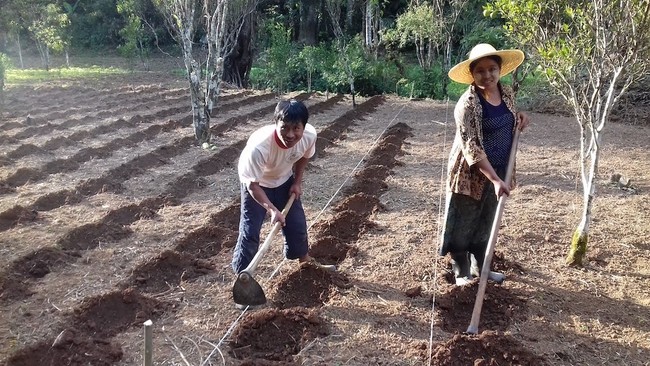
[232,194,296,306]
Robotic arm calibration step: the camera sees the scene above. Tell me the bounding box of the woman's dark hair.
[469,55,502,73]
[274,99,309,126]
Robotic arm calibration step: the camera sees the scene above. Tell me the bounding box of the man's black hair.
[274,99,309,127]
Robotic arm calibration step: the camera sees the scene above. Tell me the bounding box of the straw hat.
[448,43,524,84]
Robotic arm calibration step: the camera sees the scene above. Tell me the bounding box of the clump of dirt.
[126,249,214,293]
[207,202,241,230]
[6,143,46,160]
[229,307,329,361]
[57,222,133,251]
[0,205,38,231]
[428,331,550,365]
[31,190,83,211]
[433,282,528,333]
[354,164,391,181]
[346,177,389,196]
[311,209,377,243]
[309,235,355,264]
[70,288,169,338]
[269,263,350,309]
[333,192,385,216]
[0,246,74,302]
[0,182,16,194]
[5,335,123,366]
[4,167,45,186]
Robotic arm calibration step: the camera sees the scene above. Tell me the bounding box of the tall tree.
[486,0,650,266]
[298,0,320,45]
[381,1,442,70]
[28,3,70,71]
[152,0,257,143]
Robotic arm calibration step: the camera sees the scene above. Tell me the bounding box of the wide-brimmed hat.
[448,43,524,84]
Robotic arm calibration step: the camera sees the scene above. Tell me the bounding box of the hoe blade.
[232,271,266,306]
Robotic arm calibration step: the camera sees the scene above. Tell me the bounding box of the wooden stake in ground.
[143,319,153,366]
[466,128,521,334]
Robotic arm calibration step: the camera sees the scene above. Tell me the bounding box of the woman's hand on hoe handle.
[516,111,530,131]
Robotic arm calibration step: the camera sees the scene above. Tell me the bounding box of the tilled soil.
[0,68,648,366]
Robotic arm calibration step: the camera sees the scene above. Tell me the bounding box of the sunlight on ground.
[6,66,129,84]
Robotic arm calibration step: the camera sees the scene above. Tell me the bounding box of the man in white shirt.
[232,99,318,274]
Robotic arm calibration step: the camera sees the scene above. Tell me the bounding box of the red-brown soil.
[0,57,648,366]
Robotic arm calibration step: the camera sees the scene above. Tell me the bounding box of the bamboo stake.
[143,319,153,366]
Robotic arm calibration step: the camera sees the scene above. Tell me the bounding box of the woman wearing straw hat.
[440,43,530,286]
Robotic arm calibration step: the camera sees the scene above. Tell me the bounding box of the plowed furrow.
[0,93,277,188]
[0,96,296,230]
[315,95,385,155]
[2,85,104,117]
[1,84,174,122]
[0,91,270,165]
[4,93,189,143]
[2,94,355,298]
[0,88,253,139]
[0,94,369,365]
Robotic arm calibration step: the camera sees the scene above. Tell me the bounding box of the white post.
[143,319,153,366]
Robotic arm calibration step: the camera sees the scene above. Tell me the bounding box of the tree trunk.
[364,1,372,47]
[223,14,254,88]
[298,0,319,45]
[567,218,589,266]
[181,34,210,143]
[566,125,601,266]
[16,32,24,69]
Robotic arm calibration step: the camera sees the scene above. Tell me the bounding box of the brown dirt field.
[0,60,649,366]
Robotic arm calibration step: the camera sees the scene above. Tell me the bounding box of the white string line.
[210,99,408,359]
[428,98,450,365]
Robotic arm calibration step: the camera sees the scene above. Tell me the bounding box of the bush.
[398,64,445,99]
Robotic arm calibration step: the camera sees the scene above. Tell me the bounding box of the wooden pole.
[143,319,153,366]
[466,128,521,334]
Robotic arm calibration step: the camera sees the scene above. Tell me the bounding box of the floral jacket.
[446,82,518,201]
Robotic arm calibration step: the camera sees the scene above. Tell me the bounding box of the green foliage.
[263,22,295,93]
[459,21,506,57]
[381,2,443,69]
[29,3,70,54]
[117,0,150,62]
[68,0,126,48]
[321,36,367,93]
[298,45,329,92]
[358,59,402,96]
[382,3,441,47]
[397,63,445,99]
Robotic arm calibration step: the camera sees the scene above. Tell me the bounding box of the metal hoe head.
[231,194,296,307]
[232,270,267,306]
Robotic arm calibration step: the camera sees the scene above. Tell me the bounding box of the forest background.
[0,0,552,106]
